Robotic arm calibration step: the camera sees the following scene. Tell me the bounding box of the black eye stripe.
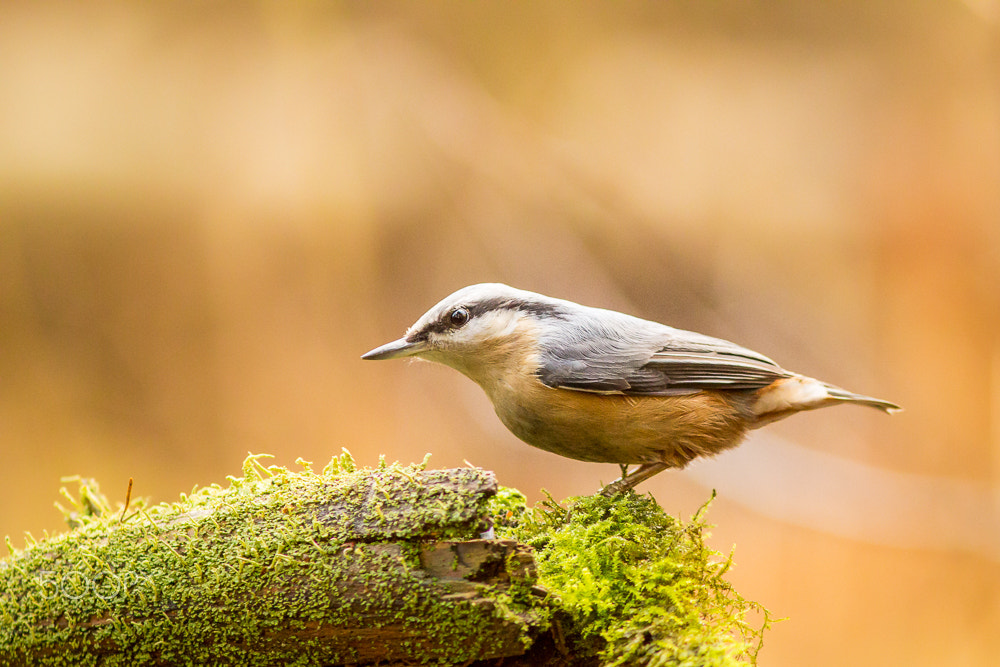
[466,297,563,320]
[417,296,565,338]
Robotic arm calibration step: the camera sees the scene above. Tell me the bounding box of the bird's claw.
[600,462,671,496]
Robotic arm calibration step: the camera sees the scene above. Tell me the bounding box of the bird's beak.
[361,337,425,360]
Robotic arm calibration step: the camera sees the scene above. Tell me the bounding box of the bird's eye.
[449,307,470,327]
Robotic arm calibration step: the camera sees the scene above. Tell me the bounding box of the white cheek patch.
[447,309,524,345]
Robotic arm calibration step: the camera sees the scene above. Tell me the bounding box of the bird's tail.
[751,375,901,427]
[823,385,902,413]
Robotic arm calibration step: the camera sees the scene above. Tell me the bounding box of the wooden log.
[1,455,769,666]
[0,458,556,666]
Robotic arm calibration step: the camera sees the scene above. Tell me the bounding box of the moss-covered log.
[1,454,772,666]
[0,455,551,666]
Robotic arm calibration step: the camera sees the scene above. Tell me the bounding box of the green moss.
[3,454,772,666]
[0,452,537,666]
[490,489,774,667]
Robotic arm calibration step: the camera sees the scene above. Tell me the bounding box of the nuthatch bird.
[362,283,900,494]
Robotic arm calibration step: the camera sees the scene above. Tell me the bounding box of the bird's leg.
[601,462,671,496]
[618,463,630,479]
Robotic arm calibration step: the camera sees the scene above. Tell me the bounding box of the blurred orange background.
[2,2,998,665]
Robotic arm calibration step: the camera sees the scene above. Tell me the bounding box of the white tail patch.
[752,376,831,416]
[752,375,902,424]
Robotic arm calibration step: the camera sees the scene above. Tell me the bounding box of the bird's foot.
[600,462,671,496]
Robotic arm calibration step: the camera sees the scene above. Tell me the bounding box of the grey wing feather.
[536,310,790,395]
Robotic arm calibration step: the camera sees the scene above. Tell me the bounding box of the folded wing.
[537,321,790,396]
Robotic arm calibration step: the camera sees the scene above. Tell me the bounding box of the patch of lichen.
[0,452,532,666]
[490,488,774,667]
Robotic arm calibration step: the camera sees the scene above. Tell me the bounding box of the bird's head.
[361,283,562,381]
